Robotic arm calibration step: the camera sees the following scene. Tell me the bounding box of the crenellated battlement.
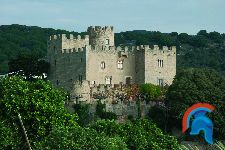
[47,26,176,105]
[88,26,114,47]
[49,34,89,41]
[61,47,85,54]
[87,26,113,33]
[55,44,176,56]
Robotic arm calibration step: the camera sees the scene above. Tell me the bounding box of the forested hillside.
[0,24,224,74]
[0,24,81,73]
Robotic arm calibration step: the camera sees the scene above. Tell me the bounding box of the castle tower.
[87,26,114,47]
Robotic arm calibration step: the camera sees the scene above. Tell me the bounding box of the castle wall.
[47,34,89,89]
[88,26,114,47]
[47,26,177,104]
[61,34,89,49]
[144,45,176,85]
[86,46,136,85]
[135,47,145,84]
[47,47,87,92]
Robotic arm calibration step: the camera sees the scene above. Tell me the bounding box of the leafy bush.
[90,119,180,150]
[0,76,77,148]
[139,83,162,101]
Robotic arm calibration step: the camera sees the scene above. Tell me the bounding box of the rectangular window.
[117,60,123,69]
[158,79,164,87]
[106,39,110,45]
[78,75,83,85]
[157,59,164,68]
[105,77,112,84]
[101,61,105,69]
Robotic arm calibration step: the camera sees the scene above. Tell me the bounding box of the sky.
[0,0,224,34]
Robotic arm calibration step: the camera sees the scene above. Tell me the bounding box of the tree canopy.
[0,76,77,149]
[0,76,181,149]
[166,68,225,139]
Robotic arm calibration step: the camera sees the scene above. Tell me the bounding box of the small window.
[55,60,57,66]
[106,39,110,45]
[100,61,105,69]
[126,77,131,85]
[54,46,57,54]
[56,80,59,86]
[91,81,96,84]
[105,77,112,84]
[117,60,123,69]
[157,59,163,68]
[78,75,83,85]
[81,58,82,62]
[158,79,164,87]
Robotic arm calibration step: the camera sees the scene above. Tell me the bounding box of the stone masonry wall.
[144,45,176,85]
[86,46,136,85]
[47,26,176,104]
[88,26,114,47]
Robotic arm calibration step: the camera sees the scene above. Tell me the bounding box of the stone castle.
[47,26,176,103]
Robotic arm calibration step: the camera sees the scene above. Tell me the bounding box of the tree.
[0,119,22,149]
[139,83,162,102]
[8,52,49,80]
[96,101,117,120]
[90,119,180,149]
[208,31,223,43]
[73,103,91,126]
[34,125,128,150]
[0,76,77,148]
[166,68,225,139]
[197,30,208,37]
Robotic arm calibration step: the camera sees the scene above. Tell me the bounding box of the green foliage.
[96,101,117,120]
[139,83,162,101]
[90,119,180,150]
[8,52,49,80]
[0,76,77,148]
[35,125,128,150]
[0,119,22,149]
[166,68,225,139]
[148,105,167,131]
[0,24,81,74]
[0,76,181,149]
[73,103,91,126]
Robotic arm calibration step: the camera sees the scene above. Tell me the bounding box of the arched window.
[100,61,105,69]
